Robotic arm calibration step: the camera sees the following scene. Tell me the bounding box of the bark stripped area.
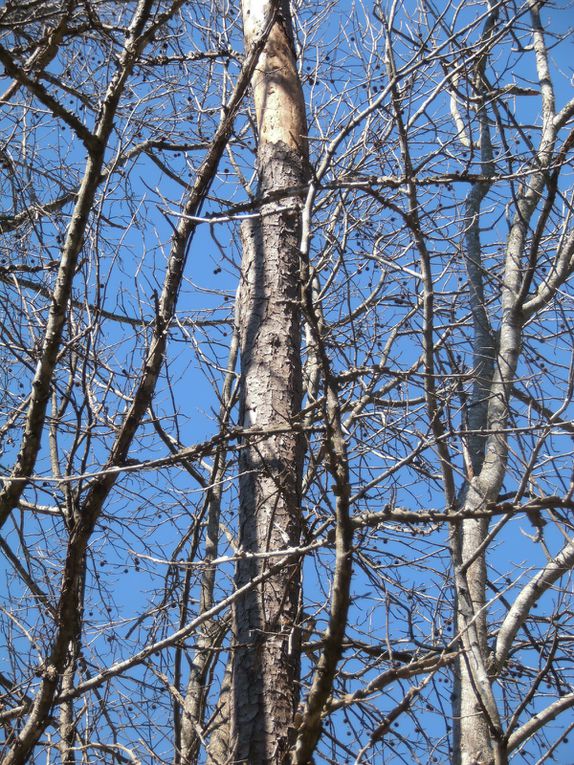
[3,3,574,764]
[231,0,308,761]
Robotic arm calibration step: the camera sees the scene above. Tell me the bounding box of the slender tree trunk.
[58,569,85,765]
[206,657,232,765]
[450,9,507,764]
[454,101,500,765]
[231,1,308,762]
[453,5,556,763]
[179,332,238,765]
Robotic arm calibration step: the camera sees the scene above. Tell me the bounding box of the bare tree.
[1,1,574,764]
[230,0,308,762]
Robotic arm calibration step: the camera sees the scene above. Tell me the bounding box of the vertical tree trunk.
[449,9,506,764]
[231,0,308,762]
[179,331,238,765]
[206,657,232,765]
[58,563,85,765]
[452,3,557,762]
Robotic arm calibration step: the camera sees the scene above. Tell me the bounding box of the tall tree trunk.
[452,4,556,763]
[231,0,308,762]
[449,9,507,764]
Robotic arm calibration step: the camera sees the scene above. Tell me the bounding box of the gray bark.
[231,178,305,762]
[231,1,309,761]
[206,658,232,765]
[453,3,560,764]
[454,20,500,762]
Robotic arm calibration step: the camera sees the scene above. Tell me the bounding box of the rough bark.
[230,0,308,762]
[206,658,232,765]
[57,570,84,765]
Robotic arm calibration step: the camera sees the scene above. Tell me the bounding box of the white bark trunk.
[454,4,559,763]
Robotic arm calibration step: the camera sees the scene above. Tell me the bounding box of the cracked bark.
[230,0,308,762]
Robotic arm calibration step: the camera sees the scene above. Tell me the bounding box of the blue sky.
[1,1,574,763]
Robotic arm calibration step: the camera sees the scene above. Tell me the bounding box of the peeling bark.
[231,0,308,762]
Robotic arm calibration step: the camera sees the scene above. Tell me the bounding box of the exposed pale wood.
[230,0,309,761]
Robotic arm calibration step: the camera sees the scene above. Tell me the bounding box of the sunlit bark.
[231,0,309,761]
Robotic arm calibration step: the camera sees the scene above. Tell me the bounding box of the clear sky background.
[1,1,574,763]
